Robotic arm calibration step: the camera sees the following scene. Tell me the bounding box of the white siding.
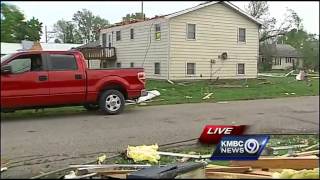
[168,3,259,80]
[100,18,169,79]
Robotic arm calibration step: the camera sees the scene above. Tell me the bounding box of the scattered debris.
[1,167,8,172]
[257,81,272,85]
[179,152,197,163]
[296,70,306,81]
[214,85,243,88]
[290,93,296,95]
[185,96,193,99]
[70,164,153,170]
[97,154,107,165]
[137,90,160,103]
[230,156,319,170]
[167,80,175,84]
[303,143,319,151]
[271,144,309,151]
[161,89,167,91]
[64,170,97,179]
[272,168,319,179]
[205,165,251,173]
[127,162,206,179]
[285,70,295,77]
[126,144,160,163]
[202,93,213,100]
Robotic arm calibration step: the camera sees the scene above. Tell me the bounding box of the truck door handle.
[75,74,83,80]
[38,75,48,81]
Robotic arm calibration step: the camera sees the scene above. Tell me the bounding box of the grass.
[1,76,319,119]
[145,76,319,106]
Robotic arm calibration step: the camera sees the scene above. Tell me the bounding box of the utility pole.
[45,25,48,43]
[141,1,144,20]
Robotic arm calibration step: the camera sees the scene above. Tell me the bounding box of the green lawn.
[145,76,319,106]
[1,76,318,119]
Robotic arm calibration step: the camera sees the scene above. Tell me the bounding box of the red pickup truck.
[0,50,146,115]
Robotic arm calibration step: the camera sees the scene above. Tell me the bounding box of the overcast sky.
[3,1,319,43]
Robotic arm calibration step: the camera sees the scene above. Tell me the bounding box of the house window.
[155,24,161,40]
[274,57,282,65]
[130,62,134,67]
[187,24,196,39]
[102,33,107,47]
[186,63,195,75]
[116,31,121,41]
[286,57,292,63]
[154,62,160,74]
[238,28,246,42]
[261,57,265,63]
[237,63,245,75]
[130,28,134,39]
[116,62,121,68]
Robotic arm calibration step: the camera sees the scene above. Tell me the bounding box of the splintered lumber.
[271,144,308,150]
[205,165,251,173]
[246,170,274,176]
[293,150,319,157]
[202,93,213,100]
[230,157,319,170]
[205,172,272,179]
[303,143,319,151]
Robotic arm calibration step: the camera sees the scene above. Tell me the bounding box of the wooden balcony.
[77,47,116,61]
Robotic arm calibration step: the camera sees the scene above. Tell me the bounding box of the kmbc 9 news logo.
[198,125,269,160]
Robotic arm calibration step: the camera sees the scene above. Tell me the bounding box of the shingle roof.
[260,44,303,58]
[102,1,261,30]
[76,40,100,49]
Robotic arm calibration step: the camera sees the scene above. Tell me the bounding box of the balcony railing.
[77,47,116,60]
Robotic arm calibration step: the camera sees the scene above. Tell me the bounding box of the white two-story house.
[99,1,261,80]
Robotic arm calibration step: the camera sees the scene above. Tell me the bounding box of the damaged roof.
[103,1,262,30]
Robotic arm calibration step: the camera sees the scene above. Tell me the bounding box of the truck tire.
[99,90,125,115]
[83,104,99,111]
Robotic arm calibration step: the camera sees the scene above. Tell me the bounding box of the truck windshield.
[1,53,13,64]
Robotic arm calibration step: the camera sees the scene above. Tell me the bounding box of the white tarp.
[137,90,160,103]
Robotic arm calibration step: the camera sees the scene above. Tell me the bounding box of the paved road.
[1,96,319,178]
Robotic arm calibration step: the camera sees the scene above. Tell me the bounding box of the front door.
[1,53,50,109]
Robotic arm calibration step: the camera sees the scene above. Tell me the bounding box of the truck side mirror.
[1,65,12,74]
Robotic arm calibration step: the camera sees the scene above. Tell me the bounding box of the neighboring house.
[99,1,261,80]
[259,44,303,70]
[1,41,83,56]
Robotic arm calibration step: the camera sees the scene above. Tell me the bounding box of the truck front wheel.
[99,90,125,115]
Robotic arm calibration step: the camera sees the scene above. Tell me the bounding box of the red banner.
[198,125,247,144]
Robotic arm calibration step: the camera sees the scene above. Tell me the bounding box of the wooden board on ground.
[230,157,319,170]
[206,166,252,173]
[246,170,274,176]
[205,172,272,179]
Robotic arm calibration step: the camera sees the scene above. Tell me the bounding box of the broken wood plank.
[303,143,319,151]
[158,151,211,159]
[271,144,308,150]
[246,170,274,176]
[205,172,272,179]
[290,150,319,157]
[202,93,213,100]
[230,157,319,170]
[205,166,251,173]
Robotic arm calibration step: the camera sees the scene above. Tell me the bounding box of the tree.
[245,2,301,43]
[122,12,145,22]
[53,20,82,43]
[1,3,43,42]
[72,9,109,42]
[24,17,43,41]
[278,29,319,71]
